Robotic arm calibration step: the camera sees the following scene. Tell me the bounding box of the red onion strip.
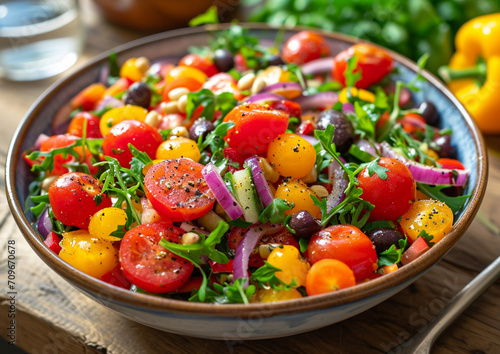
[244,92,285,104]
[245,157,274,208]
[261,81,302,95]
[95,95,124,111]
[201,163,244,220]
[293,92,339,111]
[179,222,210,235]
[326,156,348,212]
[37,208,53,237]
[233,222,284,287]
[301,57,335,75]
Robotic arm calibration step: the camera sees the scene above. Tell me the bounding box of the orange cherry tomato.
[333,44,394,89]
[70,83,106,111]
[306,259,356,296]
[282,31,330,65]
[436,158,465,170]
[162,77,203,102]
[223,103,289,155]
[67,112,102,138]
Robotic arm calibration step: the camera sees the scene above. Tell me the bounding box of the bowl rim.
[6,23,488,318]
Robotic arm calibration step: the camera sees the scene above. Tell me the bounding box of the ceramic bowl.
[6,24,488,340]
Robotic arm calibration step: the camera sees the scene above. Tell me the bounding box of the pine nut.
[177,94,188,113]
[258,244,272,260]
[310,184,329,198]
[145,111,160,128]
[301,167,318,183]
[170,126,189,138]
[41,176,58,192]
[251,76,266,95]
[160,101,179,114]
[182,232,200,245]
[237,73,255,91]
[134,57,150,72]
[168,87,190,101]
[258,157,280,183]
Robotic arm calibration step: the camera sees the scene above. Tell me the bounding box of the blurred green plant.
[246,0,500,74]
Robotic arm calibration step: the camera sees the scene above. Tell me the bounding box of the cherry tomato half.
[282,31,330,65]
[223,103,289,155]
[102,120,164,168]
[144,159,215,222]
[357,157,416,221]
[48,172,112,229]
[40,134,96,175]
[119,223,193,293]
[307,224,378,282]
[333,44,394,89]
[179,54,218,77]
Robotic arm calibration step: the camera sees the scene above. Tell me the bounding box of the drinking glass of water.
[0,0,83,81]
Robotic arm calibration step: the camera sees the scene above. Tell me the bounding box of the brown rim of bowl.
[6,23,488,319]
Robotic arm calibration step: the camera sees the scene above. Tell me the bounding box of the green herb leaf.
[366,157,389,179]
[377,237,408,267]
[416,183,470,214]
[250,261,297,291]
[189,5,219,26]
[186,89,215,122]
[299,238,309,253]
[418,229,435,247]
[258,198,293,225]
[345,56,361,88]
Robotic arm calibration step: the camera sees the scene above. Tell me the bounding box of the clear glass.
[0,0,83,81]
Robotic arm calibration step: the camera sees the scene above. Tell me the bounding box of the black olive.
[365,228,404,253]
[419,100,440,126]
[214,49,234,72]
[266,54,284,66]
[432,134,456,159]
[124,82,151,108]
[289,210,322,241]
[315,109,355,154]
[189,118,215,141]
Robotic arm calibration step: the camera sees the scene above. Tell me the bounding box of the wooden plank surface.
[1,1,499,353]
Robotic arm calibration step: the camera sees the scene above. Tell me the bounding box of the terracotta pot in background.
[93,0,237,32]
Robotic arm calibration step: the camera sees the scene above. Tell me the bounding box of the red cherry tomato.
[119,223,194,293]
[401,236,430,266]
[223,147,246,170]
[400,113,427,134]
[40,134,97,175]
[209,259,234,274]
[223,103,289,155]
[179,54,218,77]
[44,232,62,254]
[67,112,103,138]
[48,172,112,229]
[282,31,330,65]
[203,73,244,100]
[102,120,163,168]
[437,158,465,170]
[295,121,315,135]
[144,159,216,222]
[227,227,299,268]
[268,100,302,119]
[306,224,378,282]
[333,44,394,89]
[100,264,132,289]
[358,157,416,221]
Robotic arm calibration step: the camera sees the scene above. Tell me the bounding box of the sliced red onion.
[179,222,210,235]
[342,102,355,115]
[244,92,285,104]
[379,141,469,186]
[233,222,283,287]
[298,134,319,146]
[326,156,348,212]
[245,157,274,208]
[37,208,52,237]
[261,81,303,95]
[294,92,339,111]
[99,66,109,85]
[301,57,335,75]
[95,95,124,111]
[202,163,244,220]
[356,139,378,157]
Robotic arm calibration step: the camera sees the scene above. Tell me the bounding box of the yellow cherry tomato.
[267,133,316,179]
[120,57,150,82]
[275,179,321,219]
[251,287,303,303]
[100,105,148,137]
[399,200,453,244]
[339,87,375,103]
[166,66,207,85]
[156,136,201,162]
[59,230,118,278]
[89,207,128,242]
[267,245,310,287]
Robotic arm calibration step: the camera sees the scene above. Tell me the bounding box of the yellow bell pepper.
[439,13,500,134]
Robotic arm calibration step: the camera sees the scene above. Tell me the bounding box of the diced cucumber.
[232,168,262,223]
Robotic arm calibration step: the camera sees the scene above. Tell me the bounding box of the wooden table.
[1,1,499,353]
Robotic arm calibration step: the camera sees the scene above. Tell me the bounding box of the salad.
[24,25,470,304]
